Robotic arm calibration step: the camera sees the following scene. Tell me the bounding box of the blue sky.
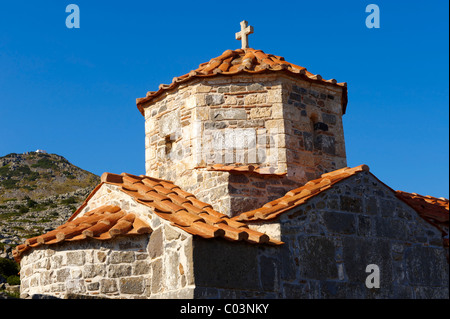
[0,0,448,198]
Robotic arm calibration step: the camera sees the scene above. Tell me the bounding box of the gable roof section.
[136,48,348,115]
[13,165,449,262]
[233,164,370,222]
[395,190,449,247]
[87,172,282,245]
[13,205,152,262]
[395,191,449,223]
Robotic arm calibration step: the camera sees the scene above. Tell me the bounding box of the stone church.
[13,21,448,299]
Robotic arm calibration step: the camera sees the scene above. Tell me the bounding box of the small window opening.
[310,113,328,132]
[165,135,174,155]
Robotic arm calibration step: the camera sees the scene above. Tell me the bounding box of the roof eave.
[136,70,348,116]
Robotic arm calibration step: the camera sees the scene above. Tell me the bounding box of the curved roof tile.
[97,172,280,246]
[233,165,370,222]
[395,190,449,223]
[14,165,448,262]
[136,48,348,115]
[395,190,449,246]
[13,205,152,262]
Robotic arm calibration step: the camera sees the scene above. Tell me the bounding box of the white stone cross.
[235,20,254,49]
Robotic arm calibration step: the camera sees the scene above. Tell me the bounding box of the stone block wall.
[282,76,347,180]
[18,174,449,299]
[143,75,285,178]
[20,236,152,299]
[142,74,346,216]
[271,172,448,298]
[192,172,449,299]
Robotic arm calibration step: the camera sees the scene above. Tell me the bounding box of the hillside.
[0,151,100,260]
[0,152,99,201]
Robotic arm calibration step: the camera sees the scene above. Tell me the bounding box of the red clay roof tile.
[233,165,371,222]
[395,190,449,246]
[66,172,283,248]
[14,164,448,262]
[136,48,348,115]
[13,205,152,262]
[395,190,449,223]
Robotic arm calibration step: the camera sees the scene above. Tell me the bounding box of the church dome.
[136,48,348,115]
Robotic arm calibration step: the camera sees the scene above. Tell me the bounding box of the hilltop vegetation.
[0,152,99,201]
[0,152,100,260]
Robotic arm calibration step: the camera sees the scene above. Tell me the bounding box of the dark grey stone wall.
[192,172,449,299]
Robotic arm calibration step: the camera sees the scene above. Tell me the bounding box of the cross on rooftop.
[235,20,254,49]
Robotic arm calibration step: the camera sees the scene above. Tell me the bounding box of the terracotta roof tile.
[15,165,448,262]
[68,172,282,247]
[136,48,348,115]
[230,165,449,251]
[206,163,286,176]
[233,165,370,222]
[13,205,152,262]
[395,191,449,223]
[395,190,449,246]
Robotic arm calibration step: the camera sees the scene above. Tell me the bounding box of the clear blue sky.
[0,0,448,198]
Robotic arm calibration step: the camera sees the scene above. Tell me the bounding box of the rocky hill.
[0,152,100,260]
[0,152,99,201]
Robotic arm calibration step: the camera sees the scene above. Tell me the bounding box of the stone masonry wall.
[143,75,289,217]
[282,76,347,180]
[143,74,346,216]
[193,172,449,298]
[19,184,195,299]
[20,236,151,299]
[19,174,449,299]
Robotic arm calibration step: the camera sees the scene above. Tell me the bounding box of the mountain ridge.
[0,151,99,201]
[0,151,100,260]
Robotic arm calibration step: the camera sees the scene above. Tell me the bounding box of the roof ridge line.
[233,164,371,222]
[136,48,348,115]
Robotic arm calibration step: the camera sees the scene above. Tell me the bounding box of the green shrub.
[1,179,18,189]
[63,171,76,180]
[0,165,32,178]
[31,158,56,169]
[9,165,31,177]
[0,211,21,220]
[7,275,20,285]
[61,196,77,205]
[18,206,29,214]
[0,165,10,176]
[26,198,38,208]
[25,171,40,181]
[0,258,20,278]
[20,185,36,191]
